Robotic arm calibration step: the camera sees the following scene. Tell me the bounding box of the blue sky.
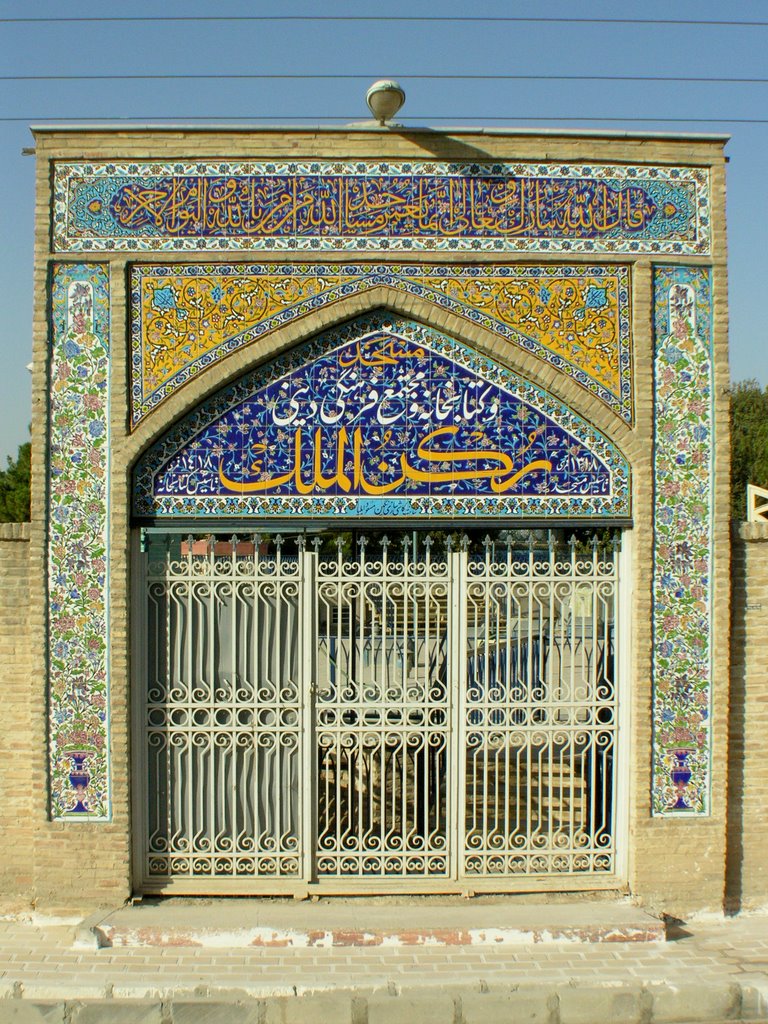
[0,0,766,461]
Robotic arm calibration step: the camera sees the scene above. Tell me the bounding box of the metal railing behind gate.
[142,535,304,882]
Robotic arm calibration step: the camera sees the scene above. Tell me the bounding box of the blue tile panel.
[48,264,111,821]
[130,263,633,428]
[133,314,630,521]
[652,267,713,816]
[54,160,710,255]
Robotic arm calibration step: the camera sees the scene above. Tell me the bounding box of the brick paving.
[0,912,766,1019]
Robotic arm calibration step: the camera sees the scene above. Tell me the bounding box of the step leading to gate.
[87,899,665,948]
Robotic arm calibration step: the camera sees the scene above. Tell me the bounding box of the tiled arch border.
[130,263,633,428]
[128,284,638,465]
[132,311,631,521]
[53,276,664,824]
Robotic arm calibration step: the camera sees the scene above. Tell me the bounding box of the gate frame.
[130,527,632,897]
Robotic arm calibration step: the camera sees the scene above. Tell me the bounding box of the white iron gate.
[134,531,621,894]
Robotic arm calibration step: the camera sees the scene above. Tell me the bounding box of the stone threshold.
[85,898,666,949]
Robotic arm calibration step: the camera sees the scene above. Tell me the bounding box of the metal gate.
[133,531,621,894]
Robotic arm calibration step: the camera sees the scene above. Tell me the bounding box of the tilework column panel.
[48,264,111,821]
[652,267,713,816]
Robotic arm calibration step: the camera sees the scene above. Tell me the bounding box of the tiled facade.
[16,126,735,913]
[131,263,633,426]
[134,312,630,521]
[48,264,111,820]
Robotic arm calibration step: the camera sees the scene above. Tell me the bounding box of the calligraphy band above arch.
[130,263,632,429]
[54,159,709,255]
[133,312,631,522]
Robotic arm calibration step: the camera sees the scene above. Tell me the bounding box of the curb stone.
[0,1006,67,1024]
[648,982,744,1023]
[173,1003,262,1024]
[1,979,767,1024]
[367,991,459,1024]
[557,983,646,1024]
[69,1004,165,1024]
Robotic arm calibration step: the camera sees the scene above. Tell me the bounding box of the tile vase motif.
[48,264,110,820]
[134,313,630,522]
[54,160,710,255]
[652,267,713,816]
[131,263,632,427]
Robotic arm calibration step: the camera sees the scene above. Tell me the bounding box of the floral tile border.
[53,159,711,255]
[48,264,111,820]
[651,266,713,816]
[131,263,632,428]
[133,312,631,521]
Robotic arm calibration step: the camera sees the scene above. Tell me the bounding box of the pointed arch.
[131,263,633,429]
[133,312,630,522]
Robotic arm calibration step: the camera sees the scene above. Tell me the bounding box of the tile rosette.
[131,263,632,427]
[652,267,713,815]
[48,264,110,820]
[133,312,630,522]
[54,159,710,255]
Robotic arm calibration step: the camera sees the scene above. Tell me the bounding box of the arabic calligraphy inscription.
[134,314,630,520]
[54,160,709,254]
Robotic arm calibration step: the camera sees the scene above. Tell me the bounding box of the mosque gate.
[34,134,726,909]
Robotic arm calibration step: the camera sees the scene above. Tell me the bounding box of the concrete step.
[87,898,665,949]
[5,985,767,1024]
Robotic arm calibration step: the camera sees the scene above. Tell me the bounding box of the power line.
[1,73,767,84]
[4,115,760,124]
[1,15,767,25]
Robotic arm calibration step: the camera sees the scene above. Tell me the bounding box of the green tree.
[730,379,768,520]
[0,441,30,523]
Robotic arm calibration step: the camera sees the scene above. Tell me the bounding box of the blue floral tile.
[652,267,713,816]
[48,264,111,821]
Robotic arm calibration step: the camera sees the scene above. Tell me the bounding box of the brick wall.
[0,524,35,907]
[727,521,768,911]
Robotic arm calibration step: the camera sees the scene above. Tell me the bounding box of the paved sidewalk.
[0,909,767,1021]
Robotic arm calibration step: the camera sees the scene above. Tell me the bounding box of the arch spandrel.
[131,263,633,429]
[133,312,630,521]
